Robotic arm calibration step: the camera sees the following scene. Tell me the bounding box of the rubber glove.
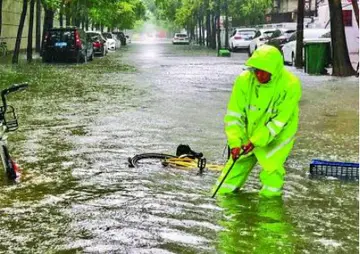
[230,147,241,160]
[241,142,254,155]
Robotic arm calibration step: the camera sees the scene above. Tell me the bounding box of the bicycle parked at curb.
[0,83,28,181]
[0,40,8,57]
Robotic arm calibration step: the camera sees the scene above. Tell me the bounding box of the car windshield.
[175,34,187,38]
[48,30,75,44]
[263,31,275,38]
[87,32,99,38]
[284,30,296,35]
[103,33,113,39]
[283,30,295,39]
[88,35,98,41]
[237,30,256,38]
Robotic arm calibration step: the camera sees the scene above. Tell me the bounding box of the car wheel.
[231,43,235,52]
[42,53,51,63]
[76,51,81,63]
[248,47,252,57]
[76,51,86,63]
[89,50,94,61]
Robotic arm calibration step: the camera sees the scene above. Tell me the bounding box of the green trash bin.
[304,40,331,75]
[218,48,231,57]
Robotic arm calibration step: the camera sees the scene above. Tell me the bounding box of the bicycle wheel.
[128,153,177,167]
[0,145,18,180]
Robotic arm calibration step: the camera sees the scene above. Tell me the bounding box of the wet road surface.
[0,41,358,253]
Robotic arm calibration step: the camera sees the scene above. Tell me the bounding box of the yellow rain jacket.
[215,45,302,197]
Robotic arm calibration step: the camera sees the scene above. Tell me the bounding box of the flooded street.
[0,41,358,253]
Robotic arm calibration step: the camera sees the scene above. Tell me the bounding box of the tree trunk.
[65,3,71,26]
[85,15,89,30]
[198,14,202,45]
[35,0,41,52]
[295,0,305,68]
[72,1,80,27]
[211,13,217,49]
[41,7,54,53]
[0,0,3,37]
[206,5,211,47]
[190,22,195,41]
[351,0,359,27]
[224,0,229,48]
[217,0,222,49]
[27,0,35,62]
[201,17,205,46]
[216,17,221,48]
[59,3,63,27]
[13,0,28,64]
[328,0,355,76]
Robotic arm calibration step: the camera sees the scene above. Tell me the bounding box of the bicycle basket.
[310,159,359,180]
[0,105,19,132]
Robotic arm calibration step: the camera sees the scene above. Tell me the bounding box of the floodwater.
[0,41,358,253]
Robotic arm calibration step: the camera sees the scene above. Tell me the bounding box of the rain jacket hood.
[245,45,284,77]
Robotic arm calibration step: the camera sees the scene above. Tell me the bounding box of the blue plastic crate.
[310,159,359,179]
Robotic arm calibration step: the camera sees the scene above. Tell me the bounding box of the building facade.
[0,0,60,51]
[266,0,319,23]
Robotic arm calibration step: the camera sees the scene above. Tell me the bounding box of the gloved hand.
[241,142,254,155]
[230,147,241,160]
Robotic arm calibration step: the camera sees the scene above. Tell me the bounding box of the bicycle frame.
[0,128,16,180]
[0,83,28,181]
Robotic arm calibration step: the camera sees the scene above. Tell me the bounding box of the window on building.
[343,10,352,27]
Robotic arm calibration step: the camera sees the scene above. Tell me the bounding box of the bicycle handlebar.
[1,83,28,112]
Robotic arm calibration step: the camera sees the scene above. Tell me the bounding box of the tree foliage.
[155,0,272,28]
[40,0,146,30]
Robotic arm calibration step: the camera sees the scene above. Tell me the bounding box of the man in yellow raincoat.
[214,45,302,198]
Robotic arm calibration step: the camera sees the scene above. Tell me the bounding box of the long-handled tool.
[211,151,244,198]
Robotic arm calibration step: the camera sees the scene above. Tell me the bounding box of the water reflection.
[217,193,295,254]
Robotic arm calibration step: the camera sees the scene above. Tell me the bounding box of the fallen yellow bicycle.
[128,144,223,174]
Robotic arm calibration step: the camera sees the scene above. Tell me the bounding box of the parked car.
[172,33,190,44]
[102,32,120,50]
[229,28,257,52]
[248,28,276,56]
[112,32,127,46]
[86,31,108,56]
[42,26,94,63]
[125,35,131,44]
[266,28,296,51]
[282,28,330,65]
